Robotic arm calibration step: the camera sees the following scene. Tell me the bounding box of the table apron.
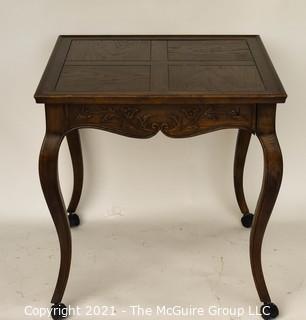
[59,104,256,138]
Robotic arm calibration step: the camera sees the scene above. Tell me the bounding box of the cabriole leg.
[234,129,253,228]
[250,105,283,320]
[66,130,83,227]
[39,104,72,320]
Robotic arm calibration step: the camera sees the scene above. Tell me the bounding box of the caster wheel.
[261,303,279,320]
[51,303,68,320]
[68,213,80,228]
[241,213,254,228]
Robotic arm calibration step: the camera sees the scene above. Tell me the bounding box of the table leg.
[66,129,83,227]
[39,132,71,318]
[234,129,254,228]
[250,105,283,320]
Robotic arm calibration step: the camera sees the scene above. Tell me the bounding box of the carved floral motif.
[70,104,251,138]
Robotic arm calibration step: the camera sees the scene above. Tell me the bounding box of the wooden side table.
[35,35,287,320]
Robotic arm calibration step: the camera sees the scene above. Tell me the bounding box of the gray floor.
[2,206,306,320]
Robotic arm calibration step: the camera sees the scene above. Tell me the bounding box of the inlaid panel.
[66,40,151,61]
[169,65,264,91]
[167,40,252,61]
[34,35,287,104]
[56,65,150,91]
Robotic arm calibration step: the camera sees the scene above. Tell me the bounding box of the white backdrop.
[1,1,306,319]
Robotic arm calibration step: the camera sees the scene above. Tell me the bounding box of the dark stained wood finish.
[35,35,287,314]
[66,104,256,138]
[39,125,71,304]
[35,35,286,105]
[167,39,253,61]
[66,40,151,61]
[251,104,283,303]
[66,130,83,214]
[234,129,252,215]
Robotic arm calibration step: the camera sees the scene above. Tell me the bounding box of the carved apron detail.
[68,104,254,138]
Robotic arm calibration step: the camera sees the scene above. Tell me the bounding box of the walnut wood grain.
[234,129,252,215]
[251,104,283,304]
[65,104,255,138]
[66,130,83,214]
[35,35,287,317]
[34,35,286,104]
[39,131,71,304]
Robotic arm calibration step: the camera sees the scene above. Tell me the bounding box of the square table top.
[34,35,287,105]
